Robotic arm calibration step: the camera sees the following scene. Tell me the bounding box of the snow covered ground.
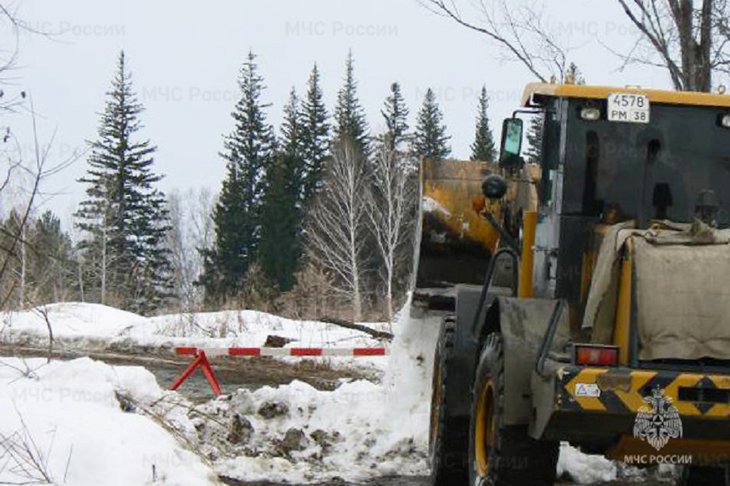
[0,356,218,485]
[0,303,389,371]
[0,301,660,485]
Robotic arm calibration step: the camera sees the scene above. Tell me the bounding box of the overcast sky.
[6,0,678,222]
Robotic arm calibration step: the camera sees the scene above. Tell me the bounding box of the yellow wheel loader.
[421,83,730,485]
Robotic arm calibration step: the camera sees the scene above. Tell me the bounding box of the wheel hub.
[474,376,495,477]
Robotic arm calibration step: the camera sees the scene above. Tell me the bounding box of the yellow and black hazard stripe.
[558,366,730,418]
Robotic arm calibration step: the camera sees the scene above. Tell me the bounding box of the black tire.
[468,333,558,486]
[429,316,469,485]
[679,465,729,485]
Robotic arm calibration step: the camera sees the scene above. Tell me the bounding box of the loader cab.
[428,85,730,484]
[501,83,730,306]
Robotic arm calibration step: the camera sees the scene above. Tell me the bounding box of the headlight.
[581,107,601,121]
[722,114,730,128]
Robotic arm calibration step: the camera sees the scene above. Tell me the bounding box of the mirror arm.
[511,108,543,118]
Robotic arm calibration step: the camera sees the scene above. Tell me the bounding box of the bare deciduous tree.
[0,3,52,113]
[615,0,727,91]
[306,139,370,321]
[0,7,74,310]
[167,191,188,309]
[167,187,215,311]
[367,145,418,324]
[423,0,730,92]
[0,101,74,310]
[421,0,573,82]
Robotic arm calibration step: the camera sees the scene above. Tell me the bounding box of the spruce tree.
[413,88,451,160]
[299,63,330,205]
[470,86,496,161]
[27,211,76,304]
[258,154,300,292]
[199,50,275,303]
[526,63,585,164]
[258,89,303,291]
[333,50,370,156]
[525,115,543,165]
[565,62,586,85]
[76,51,172,314]
[280,88,303,158]
[380,82,409,152]
[0,210,26,307]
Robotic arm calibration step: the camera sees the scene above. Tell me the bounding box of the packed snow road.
[2,342,377,401]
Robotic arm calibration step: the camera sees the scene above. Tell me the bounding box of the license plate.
[608,93,650,124]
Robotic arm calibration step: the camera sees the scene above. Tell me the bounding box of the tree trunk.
[101,226,107,305]
[318,315,394,340]
[78,258,85,302]
[664,0,713,92]
[351,244,362,321]
[386,272,393,327]
[19,223,25,308]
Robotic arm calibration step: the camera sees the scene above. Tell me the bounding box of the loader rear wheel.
[469,333,558,486]
[679,465,729,485]
[429,316,468,485]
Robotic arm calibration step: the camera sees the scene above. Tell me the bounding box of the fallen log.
[318,316,394,341]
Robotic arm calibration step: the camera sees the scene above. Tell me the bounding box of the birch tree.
[167,187,214,310]
[367,145,418,323]
[306,138,369,321]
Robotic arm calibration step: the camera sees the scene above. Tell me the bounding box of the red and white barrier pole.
[174,346,388,357]
[169,349,222,396]
[170,346,389,396]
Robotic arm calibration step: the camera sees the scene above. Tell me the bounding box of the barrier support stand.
[170,350,222,396]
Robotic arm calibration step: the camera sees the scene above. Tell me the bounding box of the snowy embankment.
[196,306,442,482]
[0,357,218,485]
[0,301,649,484]
[0,303,389,371]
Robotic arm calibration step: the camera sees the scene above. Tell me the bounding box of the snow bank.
[192,300,441,483]
[1,303,388,371]
[557,443,617,483]
[2,302,145,339]
[202,380,419,482]
[144,310,388,354]
[0,356,217,486]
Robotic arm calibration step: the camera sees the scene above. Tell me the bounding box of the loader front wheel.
[429,316,468,485]
[469,333,558,486]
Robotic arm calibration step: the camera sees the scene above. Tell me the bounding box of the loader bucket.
[412,159,502,309]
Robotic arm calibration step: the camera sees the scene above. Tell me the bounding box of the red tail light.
[573,344,620,367]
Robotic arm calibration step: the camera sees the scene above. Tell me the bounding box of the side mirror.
[499,117,524,170]
[482,174,507,200]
